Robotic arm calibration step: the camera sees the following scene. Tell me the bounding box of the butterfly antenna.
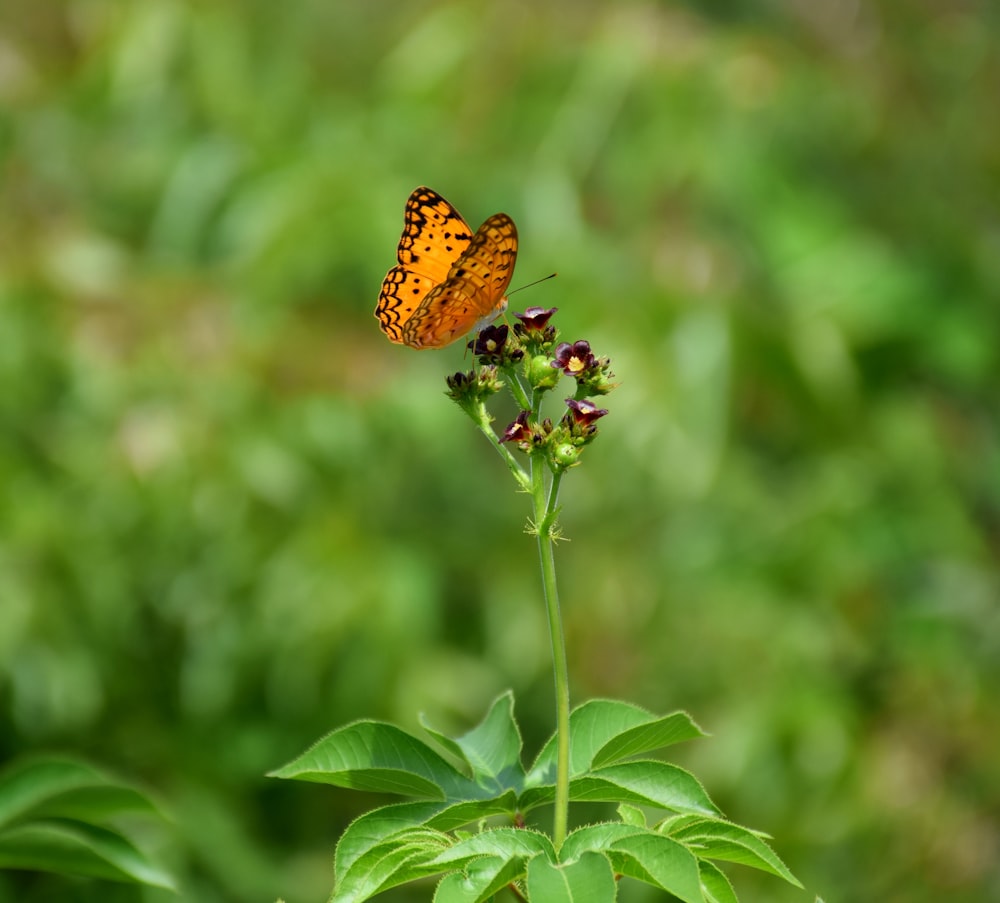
[508,273,557,296]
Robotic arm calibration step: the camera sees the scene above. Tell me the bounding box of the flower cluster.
[447,307,615,475]
[445,364,504,424]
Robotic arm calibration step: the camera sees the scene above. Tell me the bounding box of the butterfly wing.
[375,187,474,344]
[401,213,518,350]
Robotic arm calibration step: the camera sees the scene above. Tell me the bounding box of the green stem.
[545,470,563,522]
[507,370,532,411]
[473,415,531,493]
[532,456,569,849]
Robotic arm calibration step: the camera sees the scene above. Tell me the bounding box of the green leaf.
[617,804,647,827]
[0,759,102,828]
[0,758,161,829]
[0,757,174,891]
[655,813,707,834]
[433,855,525,903]
[561,825,705,903]
[336,802,448,887]
[428,827,555,868]
[335,797,520,884]
[591,712,706,769]
[527,701,704,785]
[269,721,477,800]
[520,761,718,817]
[670,818,802,886]
[526,851,617,903]
[336,827,552,903]
[0,820,175,890]
[699,860,739,903]
[528,700,651,783]
[422,793,519,831]
[606,832,703,903]
[559,823,646,860]
[421,692,526,793]
[331,826,452,903]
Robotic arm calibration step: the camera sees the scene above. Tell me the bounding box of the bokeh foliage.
[1,1,998,901]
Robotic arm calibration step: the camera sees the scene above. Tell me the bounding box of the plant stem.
[508,372,532,411]
[474,417,531,493]
[532,457,569,849]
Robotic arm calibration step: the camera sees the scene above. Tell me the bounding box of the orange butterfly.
[375,187,518,350]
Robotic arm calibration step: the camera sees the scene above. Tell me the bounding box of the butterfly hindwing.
[401,213,518,350]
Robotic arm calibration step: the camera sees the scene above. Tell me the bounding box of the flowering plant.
[272,309,803,902]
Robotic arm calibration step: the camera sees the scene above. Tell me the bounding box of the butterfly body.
[376,187,518,350]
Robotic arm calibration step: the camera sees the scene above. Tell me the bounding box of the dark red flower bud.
[564,398,609,431]
[500,410,534,450]
[514,307,558,332]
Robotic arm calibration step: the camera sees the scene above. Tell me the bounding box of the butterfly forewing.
[376,188,475,344]
[376,188,518,349]
[395,187,474,276]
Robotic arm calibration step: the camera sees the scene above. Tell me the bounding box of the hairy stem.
[532,456,569,848]
[475,418,531,493]
[508,371,532,411]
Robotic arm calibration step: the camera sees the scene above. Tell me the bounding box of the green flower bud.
[552,443,580,469]
[528,354,561,390]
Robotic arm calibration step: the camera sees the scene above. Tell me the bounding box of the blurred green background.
[2,1,998,901]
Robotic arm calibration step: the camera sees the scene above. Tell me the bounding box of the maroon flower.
[469,324,509,358]
[500,410,533,449]
[514,307,558,331]
[551,340,598,376]
[564,398,609,430]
